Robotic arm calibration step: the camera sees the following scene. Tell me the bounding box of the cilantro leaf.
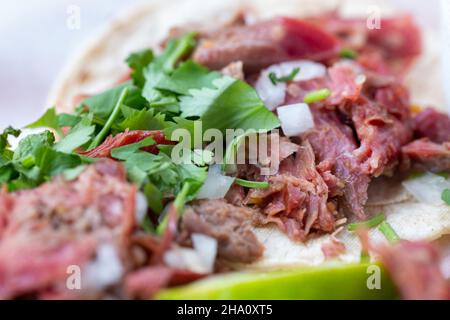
[80,82,146,119]
[126,49,154,87]
[111,137,155,160]
[119,106,170,131]
[442,188,450,205]
[0,127,21,160]
[54,117,95,153]
[180,76,281,132]
[26,108,62,135]
[156,60,221,95]
[142,33,196,102]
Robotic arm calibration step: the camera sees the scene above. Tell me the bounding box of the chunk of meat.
[304,107,369,218]
[321,237,346,260]
[193,17,339,72]
[81,130,174,158]
[351,98,413,177]
[367,15,421,62]
[307,14,421,75]
[246,141,336,241]
[0,160,136,299]
[181,199,263,263]
[376,241,450,300]
[221,61,245,80]
[414,108,450,143]
[402,138,450,172]
[125,265,205,299]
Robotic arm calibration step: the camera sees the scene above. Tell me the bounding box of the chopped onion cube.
[192,234,217,273]
[164,234,217,274]
[277,103,315,137]
[134,191,148,223]
[196,165,235,200]
[255,60,327,111]
[402,172,450,205]
[83,243,124,290]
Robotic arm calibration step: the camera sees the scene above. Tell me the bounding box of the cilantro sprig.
[0,32,282,234]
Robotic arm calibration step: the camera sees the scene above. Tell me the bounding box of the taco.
[0,0,449,299]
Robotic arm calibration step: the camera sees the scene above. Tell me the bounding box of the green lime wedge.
[156,263,399,300]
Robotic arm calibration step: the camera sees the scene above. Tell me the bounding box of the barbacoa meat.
[304,107,369,219]
[81,130,174,158]
[307,14,422,76]
[402,138,450,172]
[181,199,264,263]
[414,107,450,143]
[0,160,136,299]
[246,141,336,241]
[193,17,339,72]
[401,108,450,172]
[376,241,450,300]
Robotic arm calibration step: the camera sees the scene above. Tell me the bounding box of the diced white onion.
[402,172,450,205]
[192,233,218,273]
[255,60,327,111]
[83,243,124,290]
[134,191,148,224]
[277,103,315,137]
[163,234,217,274]
[196,165,235,200]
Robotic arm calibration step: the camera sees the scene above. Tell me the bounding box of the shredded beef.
[193,17,339,72]
[413,107,450,143]
[402,138,450,172]
[181,199,263,263]
[246,141,336,240]
[81,130,174,158]
[0,160,136,299]
[376,241,450,300]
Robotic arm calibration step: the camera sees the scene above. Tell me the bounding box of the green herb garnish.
[441,188,450,205]
[347,213,386,232]
[378,221,400,243]
[304,88,331,104]
[340,48,358,60]
[268,68,300,85]
[235,178,270,189]
[88,88,128,150]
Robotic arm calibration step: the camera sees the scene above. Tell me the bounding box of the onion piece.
[191,233,218,273]
[83,243,124,290]
[134,191,148,224]
[255,60,327,111]
[277,103,315,137]
[402,172,450,205]
[196,165,235,200]
[163,234,218,274]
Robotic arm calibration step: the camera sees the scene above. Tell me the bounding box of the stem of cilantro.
[347,213,385,232]
[235,178,269,189]
[156,182,191,235]
[303,88,331,104]
[88,88,128,150]
[378,221,400,243]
